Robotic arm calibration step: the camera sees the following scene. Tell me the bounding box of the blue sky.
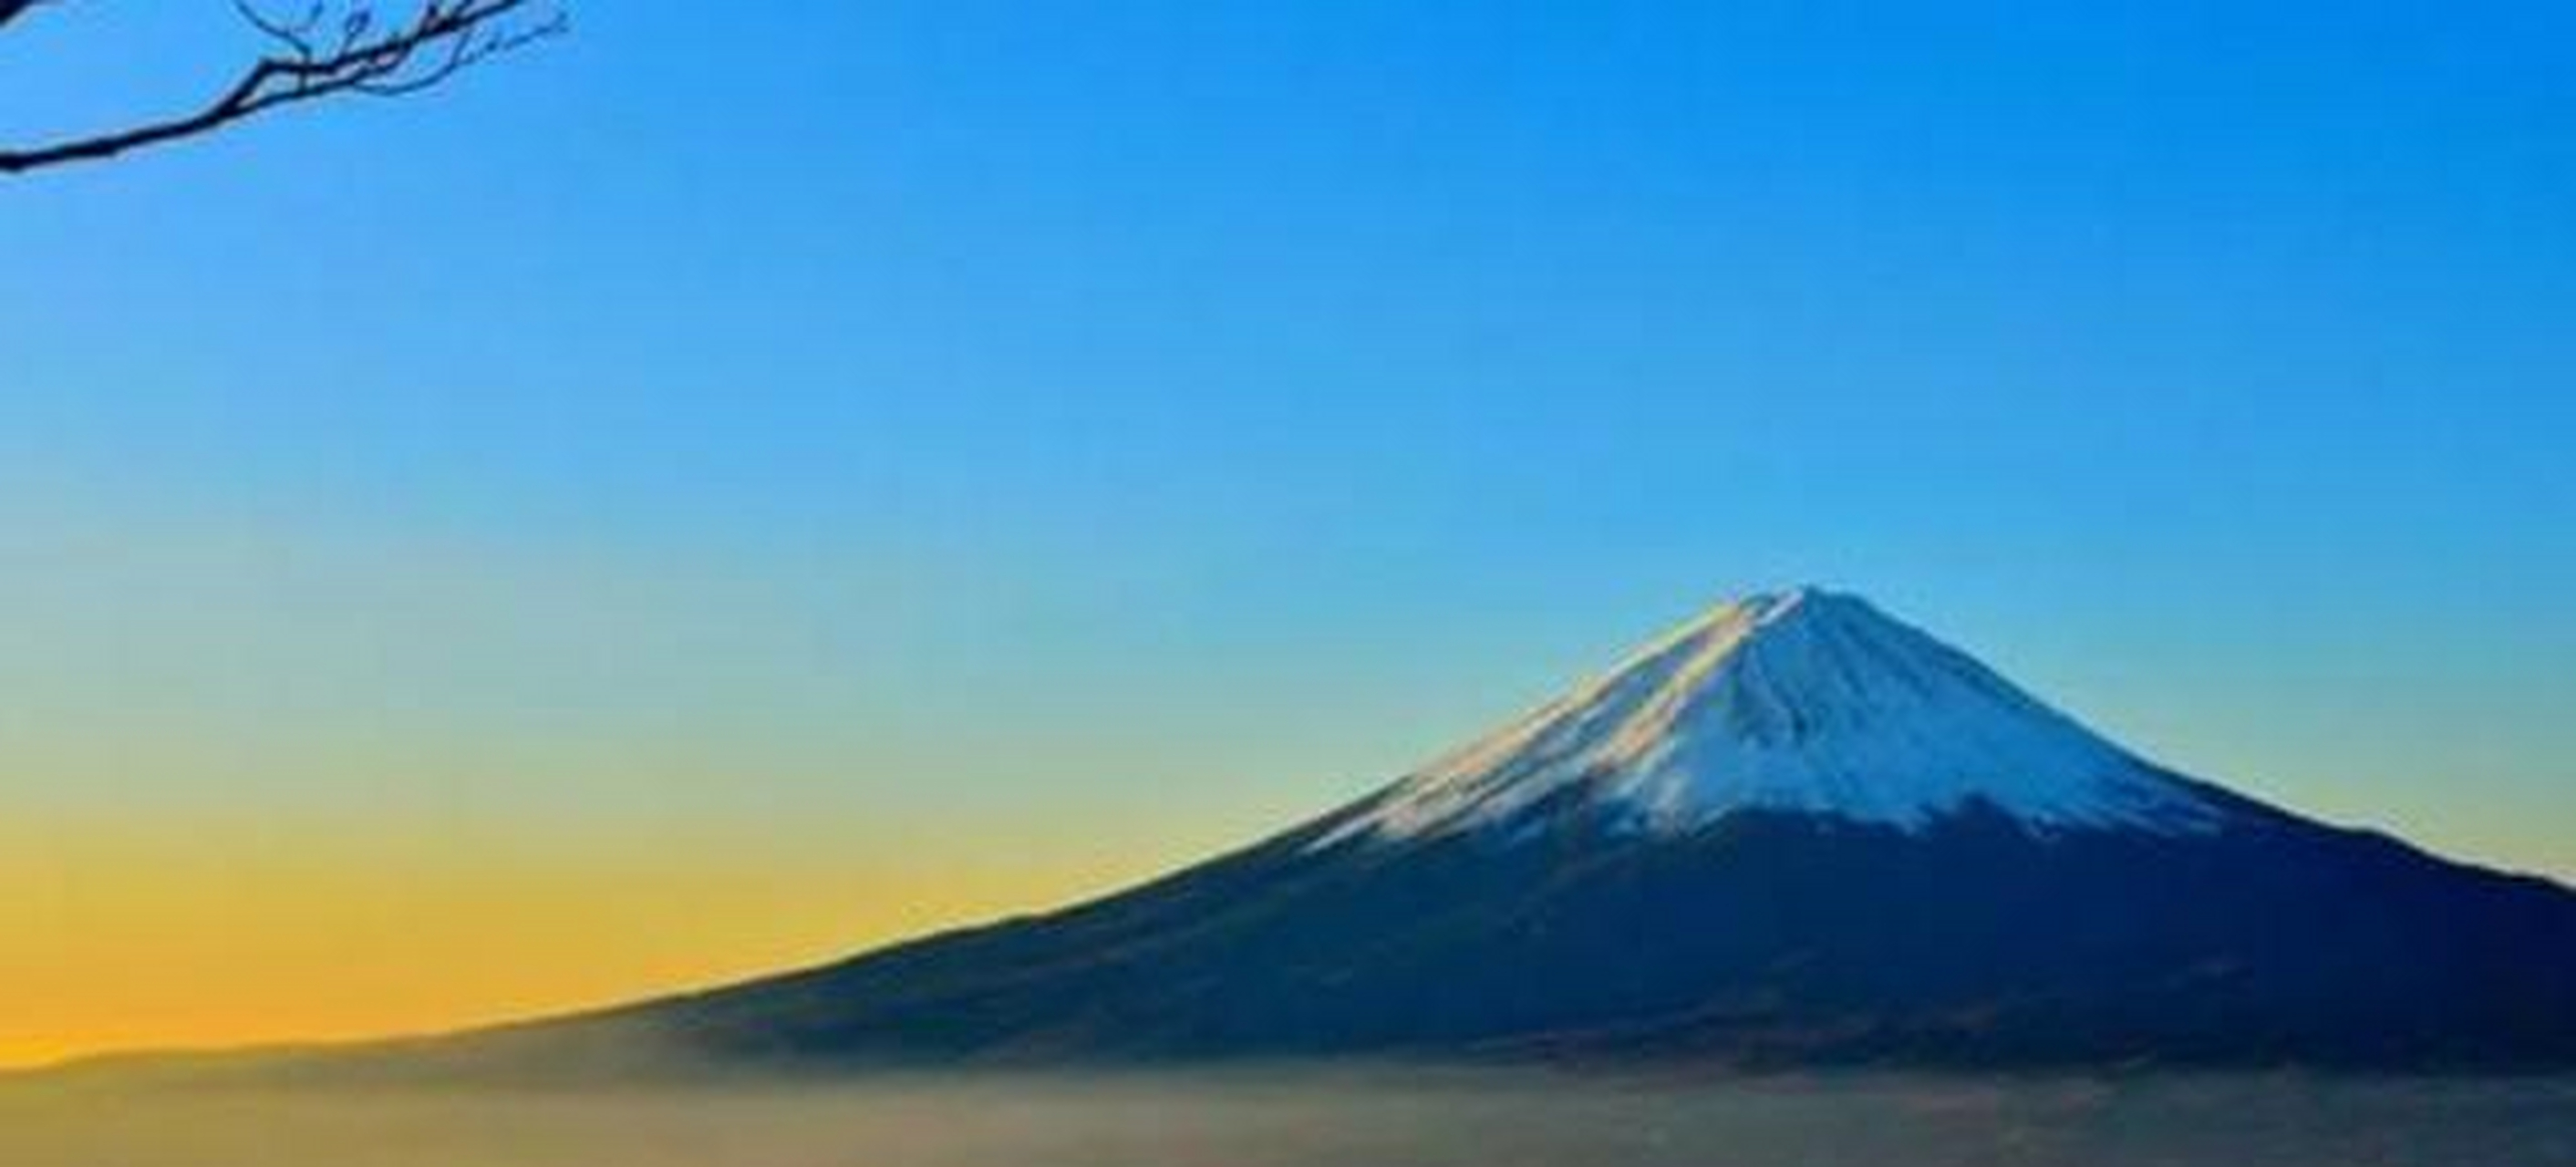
[1,0,2572,1059]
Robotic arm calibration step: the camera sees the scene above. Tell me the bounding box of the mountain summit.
[1328,588,2219,845]
[535,589,2576,1070]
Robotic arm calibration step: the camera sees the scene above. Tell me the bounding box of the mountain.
[567,589,2576,1070]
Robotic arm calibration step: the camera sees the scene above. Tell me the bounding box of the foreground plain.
[4,1069,2571,1167]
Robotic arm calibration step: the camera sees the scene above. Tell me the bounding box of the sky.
[1,1,2571,1069]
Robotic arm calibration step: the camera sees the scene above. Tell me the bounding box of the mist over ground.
[4,1068,2571,1167]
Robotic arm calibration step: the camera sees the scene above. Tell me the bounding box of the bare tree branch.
[1,1,565,175]
[0,1,50,34]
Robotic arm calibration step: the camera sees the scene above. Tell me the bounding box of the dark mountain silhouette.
[520,590,2576,1069]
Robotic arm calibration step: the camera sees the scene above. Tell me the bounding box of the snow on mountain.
[1323,587,2227,846]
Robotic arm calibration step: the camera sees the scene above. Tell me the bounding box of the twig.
[0,1,565,175]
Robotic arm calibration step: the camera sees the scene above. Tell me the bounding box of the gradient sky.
[2,2,2571,1069]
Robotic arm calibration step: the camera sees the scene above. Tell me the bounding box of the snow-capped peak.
[1321,588,2225,847]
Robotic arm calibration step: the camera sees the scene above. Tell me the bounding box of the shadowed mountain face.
[580,591,2576,1070]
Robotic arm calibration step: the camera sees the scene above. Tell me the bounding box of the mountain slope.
[581,589,2576,1069]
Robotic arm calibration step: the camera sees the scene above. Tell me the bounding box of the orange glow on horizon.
[2,821,1171,1070]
